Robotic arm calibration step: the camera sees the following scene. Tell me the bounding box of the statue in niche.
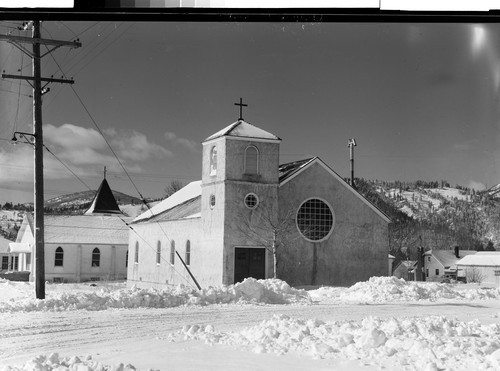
[210,146,217,176]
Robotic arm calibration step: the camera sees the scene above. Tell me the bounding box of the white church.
[127,110,391,289]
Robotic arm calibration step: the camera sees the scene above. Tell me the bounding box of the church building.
[127,111,391,289]
[11,177,131,283]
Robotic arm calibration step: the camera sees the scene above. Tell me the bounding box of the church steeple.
[84,169,122,215]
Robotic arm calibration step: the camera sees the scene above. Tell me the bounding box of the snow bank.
[0,278,310,312]
[179,314,500,370]
[310,276,500,303]
[1,353,151,371]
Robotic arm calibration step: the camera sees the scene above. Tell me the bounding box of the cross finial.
[234,97,248,121]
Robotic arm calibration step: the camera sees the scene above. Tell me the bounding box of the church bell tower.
[201,100,281,285]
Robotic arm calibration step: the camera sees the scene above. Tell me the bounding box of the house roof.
[84,178,122,215]
[133,181,202,223]
[424,249,477,268]
[203,120,281,142]
[394,260,417,270]
[457,251,500,267]
[134,196,201,224]
[279,157,391,223]
[0,235,12,254]
[20,213,131,245]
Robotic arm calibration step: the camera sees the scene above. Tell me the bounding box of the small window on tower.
[210,194,216,209]
[245,146,259,174]
[244,193,259,209]
[210,146,217,176]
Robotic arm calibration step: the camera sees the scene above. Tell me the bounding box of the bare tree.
[465,267,484,284]
[236,200,302,279]
[164,180,184,198]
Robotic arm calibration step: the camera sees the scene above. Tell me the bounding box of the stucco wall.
[44,243,128,283]
[278,162,389,287]
[127,218,210,288]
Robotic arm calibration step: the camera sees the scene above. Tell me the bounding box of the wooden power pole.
[1,21,81,299]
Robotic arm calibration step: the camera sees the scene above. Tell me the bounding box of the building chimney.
[454,245,459,259]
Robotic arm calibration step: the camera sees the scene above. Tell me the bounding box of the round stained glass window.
[296,198,334,242]
[244,193,259,209]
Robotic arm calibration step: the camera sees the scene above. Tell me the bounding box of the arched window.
[54,247,64,267]
[210,146,217,176]
[92,248,101,267]
[296,198,335,242]
[126,250,128,268]
[156,241,161,265]
[170,240,175,265]
[134,242,139,264]
[185,240,191,266]
[245,146,259,174]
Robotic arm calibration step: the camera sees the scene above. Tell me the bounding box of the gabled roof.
[85,178,122,215]
[457,251,500,267]
[133,181,202,223]
[394,260,417,270]
[204,120,281,142]
[134,196,201,224]
[424,249,477,268]
[279,157,391,223]
[278,158,315,183]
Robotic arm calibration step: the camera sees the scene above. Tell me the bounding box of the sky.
[1,17,500,204]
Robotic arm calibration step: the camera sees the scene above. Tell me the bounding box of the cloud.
[164,131,200,153]
[110,131,173,161]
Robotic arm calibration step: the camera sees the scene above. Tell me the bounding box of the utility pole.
[1,21,81,299]
[347,138,357,188]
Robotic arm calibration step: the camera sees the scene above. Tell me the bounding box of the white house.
[127,117,391,289]
[456,251,500,286]
[13,177,131,283]
[0,235,17,273]
[423,248,477,281]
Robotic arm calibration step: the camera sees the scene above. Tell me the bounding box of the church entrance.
[234,247,266,284]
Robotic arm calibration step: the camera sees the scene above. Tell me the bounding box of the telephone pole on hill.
[1,21,81,299]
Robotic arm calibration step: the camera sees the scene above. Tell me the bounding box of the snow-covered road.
[2,277,500,370]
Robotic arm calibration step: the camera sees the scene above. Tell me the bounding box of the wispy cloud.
[164,131,200,153]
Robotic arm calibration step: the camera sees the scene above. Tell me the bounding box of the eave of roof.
[203,120,281,143]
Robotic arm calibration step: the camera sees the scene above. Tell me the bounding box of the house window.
[426,269,429,277]
[135,242,139,264]
[296,198,334,242]
[156,241,161,265]
[185,240,191,266]
[427,257,430,262]
[245,146,259,174]
[1,256,8,270]
[210,195,216,209]
[170,240,175,265]
[244,193,259,209]
[13,256,18,270]
[54,247,64,267]
[435,268,439,276]
[126,250,128,268]
[92,248,101,267]
[495,270,500,277]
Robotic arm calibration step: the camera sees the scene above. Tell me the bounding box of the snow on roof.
[135,196,201,224]
[0,236,12,254]
[8,242,31,253]
[133,181,202,223]
[457,251,500,267]
[44,215,131,245]
[204,120,281,142]
[425,249,477,268]
[278,158,315,183]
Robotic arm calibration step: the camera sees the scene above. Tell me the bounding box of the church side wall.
[278,162,390,287]
[44,243,128,283]
[127,218,213,289]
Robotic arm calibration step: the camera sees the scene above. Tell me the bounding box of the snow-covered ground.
[1,276,500,370]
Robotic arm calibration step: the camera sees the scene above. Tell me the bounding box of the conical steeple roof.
[84,178,122,215]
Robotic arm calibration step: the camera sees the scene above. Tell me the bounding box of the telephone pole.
[1,21,81,299]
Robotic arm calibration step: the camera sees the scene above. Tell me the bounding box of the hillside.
[355,179,500,262]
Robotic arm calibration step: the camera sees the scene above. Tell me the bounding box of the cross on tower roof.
[234,97,248,121]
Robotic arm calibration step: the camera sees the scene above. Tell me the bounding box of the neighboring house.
[388,254,396,276]
[128,118,391,289]
[0,235,18,272]
[456,251,500,286]
[393,260,417,281]
[423,247,477,281]
[12,177,131,283]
